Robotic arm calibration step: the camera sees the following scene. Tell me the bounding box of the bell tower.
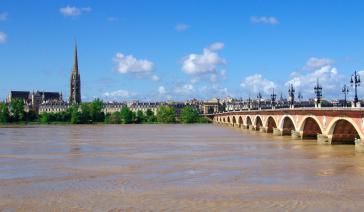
[69,42,81,104]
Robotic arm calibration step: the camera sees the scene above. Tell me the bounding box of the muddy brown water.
[1,124,364,211]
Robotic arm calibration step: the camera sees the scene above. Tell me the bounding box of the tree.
[69,104,82,124]
[10,99,25,122]
[80,103,92,123]
[0,103,9,123]
[120,107,134,124]
[156,106,176,123]
[145,109,156,123]
[91,98,105,122]
[180,107,199,123]
[106,111,121,124]
[135,110,145,123]
[39,113,50,123]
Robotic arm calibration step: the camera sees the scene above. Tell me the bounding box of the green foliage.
[120,107,135,124]
[25,110,38,122]
[90,98,105,122]
[105,111,121,124]
[145,109,156,123]
[180,107,199,123]
[0,103,9,123]
[80,103,92,123]
[156,106,176,123]
[135,110,145,123]
[10,99,25,122]
[197,116,211,123]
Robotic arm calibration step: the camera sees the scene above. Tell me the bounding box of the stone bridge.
[212,108,364,152]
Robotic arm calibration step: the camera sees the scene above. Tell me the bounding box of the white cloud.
[158,86,167,95]
[175,23,189,32]
[60,6,92,17]
[304,57,335,70]
[0,32,7,44]
[181,42,226,82]
[0,12,8,21]
[113,53,159,80]
[174,84,195,94]
[240,74,276,95]
[103,89,135,98]
[208,42,224,51]
[250,16,279,25]
[285,65,343,98]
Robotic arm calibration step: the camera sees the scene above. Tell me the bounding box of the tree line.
[0,99,210,124]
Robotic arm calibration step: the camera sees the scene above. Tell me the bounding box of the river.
[1,124,364,211]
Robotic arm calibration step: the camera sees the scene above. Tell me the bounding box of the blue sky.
[1,0,364,101]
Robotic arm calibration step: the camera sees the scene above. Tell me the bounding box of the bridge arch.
[327,117,362,145]
[298,116,323,139]
[265,116,277,133]
[227,116,231,124]
[238,116,243,127]
[246,116,253,126]
[223,117,226,123]
[279,115,297,136]
[232,116,236,125]
[254,116,263,130]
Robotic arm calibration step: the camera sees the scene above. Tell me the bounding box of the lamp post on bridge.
[257,92,262,110]
[298,91,303,107]
[342,84,349,107]
[288,84,295,109]
[351,71,361,107]
[314,79,322,108]
[271,89,276,109]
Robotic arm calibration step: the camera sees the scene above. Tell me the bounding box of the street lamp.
[350,71,361,107]
[257,92,262,109]
[342,84,349,107]
[271,88,276,109]
[314,79,322,108]
[298,91,303,107]
[288,84,295,108]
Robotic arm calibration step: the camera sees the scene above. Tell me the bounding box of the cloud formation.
[240,74,276,95]
[250,16,279,25]
[285,57,346,98]
[181,42,226,82]
[60,6,92,17]
[158,86,167,95]
[0,32,7,44]
[0,12,8,21]
[304,57,335,70]
[113,53,159,80]
[103,89,136,98]
[175,23,189,32]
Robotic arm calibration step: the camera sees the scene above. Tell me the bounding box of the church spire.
[73,41,79,74]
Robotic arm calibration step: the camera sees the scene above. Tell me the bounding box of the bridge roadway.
[210,107,364,152]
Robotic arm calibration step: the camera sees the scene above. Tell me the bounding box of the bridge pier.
[242,125,248,129]
[248,125,255,131]
[259,127,267,133]
[273,128,282,136]
[317,134,330,144]
[355,139,364,152]
[291,130,302,140]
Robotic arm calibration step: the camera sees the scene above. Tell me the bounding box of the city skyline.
[1,0,364,101]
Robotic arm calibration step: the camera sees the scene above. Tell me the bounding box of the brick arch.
[246,116,253,126]
[227,116,231,123]
[327,118,362,144]
[223,117,226,123]
[232,116,236,124]
[298,116,323,139]
[238,116,243,126]
[279,115,297,136]
[255,116,263,130]
[265,116,277,133]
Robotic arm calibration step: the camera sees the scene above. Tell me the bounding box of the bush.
[156,106,176,123]
[180,107,199,123]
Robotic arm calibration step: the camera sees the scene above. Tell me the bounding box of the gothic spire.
[73,41,79,74]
